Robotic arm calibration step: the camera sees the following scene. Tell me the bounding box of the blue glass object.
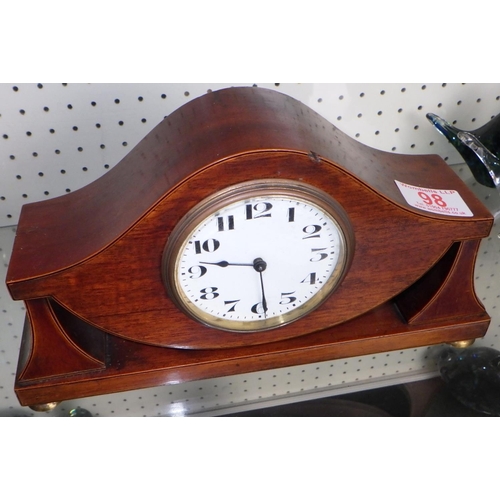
[427,112,500,190]
[69,407,92,417]
[438,346,500,416]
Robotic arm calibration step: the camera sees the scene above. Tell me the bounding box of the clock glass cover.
[163,180,353,332]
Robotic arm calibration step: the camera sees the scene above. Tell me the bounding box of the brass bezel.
[162,179,354,332]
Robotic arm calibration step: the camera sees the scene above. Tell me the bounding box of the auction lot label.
[395,180,473,217]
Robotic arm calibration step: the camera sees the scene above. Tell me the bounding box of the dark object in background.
[427,112,500,189]
[224,385,414,417]
[438,346,500,416]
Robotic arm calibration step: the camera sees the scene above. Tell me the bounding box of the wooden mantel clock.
[6,87,493,410]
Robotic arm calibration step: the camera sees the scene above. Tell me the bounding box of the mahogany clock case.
[5,86,493,407]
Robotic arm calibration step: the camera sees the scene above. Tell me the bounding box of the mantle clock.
[5,87,493,410]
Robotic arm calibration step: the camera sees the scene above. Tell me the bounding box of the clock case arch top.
[5,87,493,406]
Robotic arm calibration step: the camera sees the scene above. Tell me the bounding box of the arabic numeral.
[251,302,266,314]
[188,265,207,279]
[217,215,235,231]
[224,300,240,312]
[280,292,296,305]
[302,225,322,239]
[200,287,219,300]
[310,248,328,262]
[246,202,273,219]
[301,272,317,285]
[194,238,220,254]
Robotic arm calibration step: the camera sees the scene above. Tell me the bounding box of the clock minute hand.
[253,258,268,317]
[199,260,254,268]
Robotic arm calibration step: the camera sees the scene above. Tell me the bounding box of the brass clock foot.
[449,339,475,349]
[29,402,59,412]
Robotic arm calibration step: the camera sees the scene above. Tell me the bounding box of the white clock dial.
[163,181,352,332]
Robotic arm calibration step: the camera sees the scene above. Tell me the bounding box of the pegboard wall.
[1,83,500,416]
[2,83,500,224]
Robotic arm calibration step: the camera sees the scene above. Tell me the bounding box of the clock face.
[163,180,353,332]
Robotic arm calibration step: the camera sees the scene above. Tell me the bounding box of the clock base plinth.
[14,296,490,408]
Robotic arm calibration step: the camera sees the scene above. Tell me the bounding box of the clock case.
[5,87,493,407]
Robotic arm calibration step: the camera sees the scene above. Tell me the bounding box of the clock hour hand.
[199,260,254,268]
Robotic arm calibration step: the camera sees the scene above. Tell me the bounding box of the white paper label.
[395,180,473,217]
